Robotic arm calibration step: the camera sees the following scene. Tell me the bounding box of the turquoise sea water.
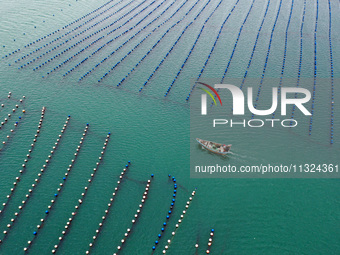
[0,0,339,254]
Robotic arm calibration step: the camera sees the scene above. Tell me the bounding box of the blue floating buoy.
[158,234,161,238]
[172,199,175,202]
[151,174,154,177]
[155,240,158,245]
[152,246,155,250]
[33,231,37,235]
[161,227,164,232]
[54,194,58,197]
[163,222,166,226]
[211,229,214,232]
[45,210,49,214]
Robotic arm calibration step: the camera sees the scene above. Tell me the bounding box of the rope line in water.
[290,0,306,125]
[150,175,177,252]
[51,133,114,254]
[31,0,147,73]
[81,0,188,81]
[97,0,201,84]
[113,175,153,254]
[60,0,159,77]
[309,0,318,135]
[250,0,283,119]
[328,0,334,144]
[0,115,71,244]
[272,0,294,118]
[0,107,45,216]
[2,0,123,58]
[84,162,133,255]
[23,124,90,253]
[186,0,241,100]
[68,0,170,77]
[161,190,196,254]
[115,0,212,87]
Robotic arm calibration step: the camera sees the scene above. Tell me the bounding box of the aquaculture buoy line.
[15,1,132,66]
[66,0,169,78]
[16,0,133,69]
[235,0,271,93]
[116,0,213,87]
[0,94,26,129]
[272,0,294,119]
[167,0,221,97]
[114,0,212,87]
[56,0,151,77]
[0,117,23,152]
[151,175,177,253]
[206,0,255,104]
[33,0,144,74]
[79,0,188,81]
[84,162,132,255]
[290,0,306,126]
[328,0,334,144]
[0,107,45,216]
[50,135,117,254]
[204,229,215,254]
[96,0,201,84]
[22,124,90,253]
[309,0,318,136]
[113,175,153,254]
[250,0,282,120]
[139,21,193,92]
[161,190,196,254]
[187,0,241,100]
[4,0,123,59]
[0,115,71,244]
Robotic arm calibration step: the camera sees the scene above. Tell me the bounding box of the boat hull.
[196,138,231,155]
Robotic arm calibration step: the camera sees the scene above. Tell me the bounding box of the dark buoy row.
[51,135,116,254]
[151,175,177,252]
[0,115,70,244]
[84,162,132,255]
[328,0,334,144]
[96,0,199,84]
[0,117,22,151]
[162,0,216,96]
[113,175,153,254]
[309,0,318,136]
[290,0,306,126]
[250,0,282,119]
[165,0,213,97]
[21,0,134,71]
[58,0,151,77]
[201,0,255,103]
[115,0,211,88]
[0,107,45,216]
[187,0,240,100]
[272,0,294,118]
[204,229,215,254]
[162,190,196,254]
[140,22,193,92]
[23,124,89,253]
[236,0,271,94]
[80,0,187,81]
[6,0,122,60]
[66,0,166,77]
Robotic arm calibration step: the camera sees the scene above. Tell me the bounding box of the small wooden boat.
[196,138,232,155]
